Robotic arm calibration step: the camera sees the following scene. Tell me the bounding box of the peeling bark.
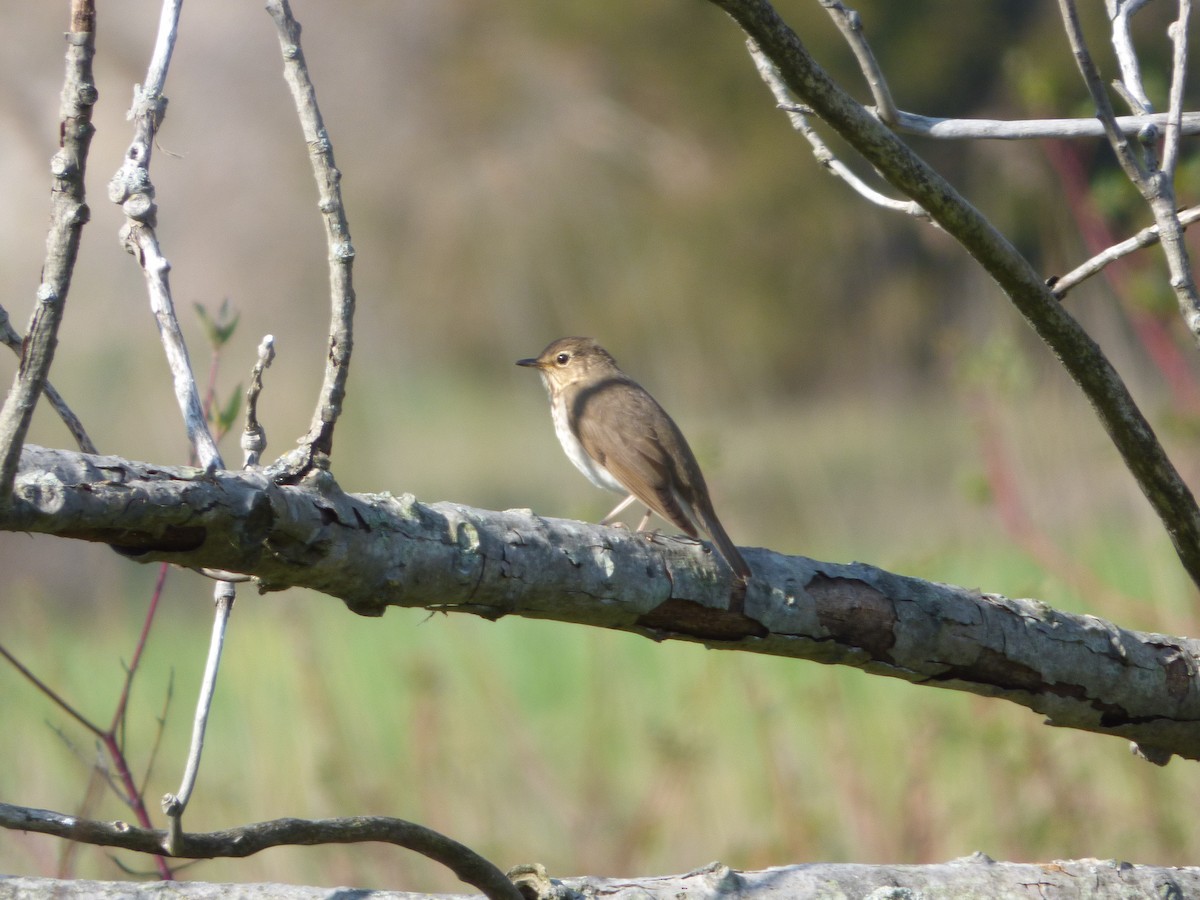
[4,855,1200,899]
[6,444,1200,762]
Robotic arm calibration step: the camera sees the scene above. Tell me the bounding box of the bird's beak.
[516,357,541,368]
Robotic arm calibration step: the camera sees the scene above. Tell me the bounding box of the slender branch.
[109,563,175,879]
[0,0,97,500]
[1059,0,1200,344]
[817,0,899,124]
[265,0,356,475]
[1110,0,1155,113]
[0,804,522,900]
[816,0,1200,146]
[2,559,175,876]
[0,614,174,878]
[748,40,929,219]
[714,0,1200,593]
[812,0,1200,146]
[0,643,103,741]
[1042,140,1200,415]
[35,383,95,456]
[1052,204,1200,298]
[161,580,235,856]
[2,560,175,878]
[0,307,96,454]
[892,108,1200,140]
[1162,0,1192,178]
[241,335,275,469]
[818,0,1198,419]
[806,0,1200,142]
[1058,0,1149,181]
[138,669,175,799]
[107,0,222,471]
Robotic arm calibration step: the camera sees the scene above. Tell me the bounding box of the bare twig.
[748,40,929,219]
[265,0,356,477]
[1162,0,1192,178]
[0,803,522,900]
[0,1,97,500]
[242,335,275,469]
[1058,0,1200,343]
[1041,135,1200,415]
[805,0,1200,332]
[892,109,1200,140]
[1110,0,1155,113]
[1057,2,1145,180]
[0,644,101,740]
[107,0,222,472]
[107,564,174,880]
[820,0,1200,148]
[810,0,1200,142]
[1053,204,1200,298]
[0,560,175,878]
[0,307,96,454]
[715,0,1200,591]
[161,580,235,856]
[817,0,899,124]
[138,669,175,799]
[34,383,95,455]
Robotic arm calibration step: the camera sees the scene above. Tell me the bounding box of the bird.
[517,337,751,583]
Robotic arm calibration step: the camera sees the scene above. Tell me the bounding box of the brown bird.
[517,337,751,582]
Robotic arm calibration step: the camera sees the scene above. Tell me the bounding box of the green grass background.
[5,381,1200,893]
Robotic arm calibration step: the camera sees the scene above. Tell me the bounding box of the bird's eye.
[555,352,570,366]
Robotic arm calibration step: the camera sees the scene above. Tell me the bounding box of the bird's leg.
[601,493,640,526]
[636,508,653,532]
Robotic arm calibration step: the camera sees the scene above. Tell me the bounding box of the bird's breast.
[550,394,626,494]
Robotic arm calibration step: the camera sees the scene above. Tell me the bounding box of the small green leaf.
[194,298,240,348]
[214,384,243,436]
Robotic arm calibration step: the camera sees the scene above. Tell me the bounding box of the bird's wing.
[571,377,699,537]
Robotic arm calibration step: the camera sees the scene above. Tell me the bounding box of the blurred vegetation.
[2,0,1200,893]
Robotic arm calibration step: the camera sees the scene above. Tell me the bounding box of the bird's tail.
[698,508,752,582]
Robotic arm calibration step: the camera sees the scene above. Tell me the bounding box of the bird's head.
[516,337,619,390]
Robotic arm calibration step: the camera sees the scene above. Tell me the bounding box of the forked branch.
[1057,0,1200,341]
[265,0,356,477]
[713,0,1200,594]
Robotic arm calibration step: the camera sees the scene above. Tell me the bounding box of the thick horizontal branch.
[4,855,1200,898]
[6,445,1200,762]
